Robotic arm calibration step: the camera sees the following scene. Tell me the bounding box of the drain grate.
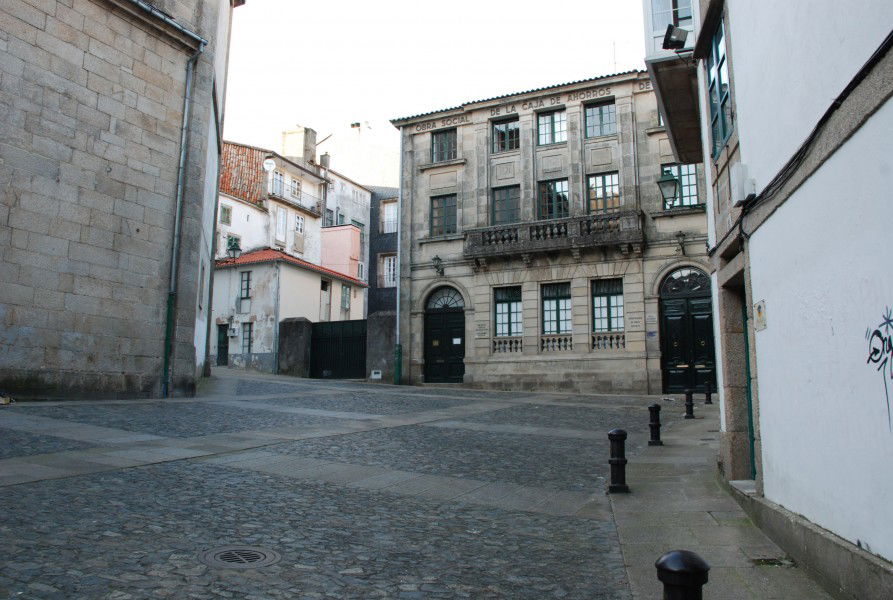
[199,546,281,569]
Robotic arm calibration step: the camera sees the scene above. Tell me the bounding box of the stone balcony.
[463,210,645,264]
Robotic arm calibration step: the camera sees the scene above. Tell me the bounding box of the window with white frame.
[358,262,365,280]
[294,214,305,234]
[290,177,300,198]
[341,284,351,310]
[271,171,284,196]
[381,200,398,233]
[219,204,232,225]
[381,254,397,288]
[275,205,287,241]
[494,286,522,337]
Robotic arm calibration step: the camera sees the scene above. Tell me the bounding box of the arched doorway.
[424,286,465,383]
[660,267,716,393]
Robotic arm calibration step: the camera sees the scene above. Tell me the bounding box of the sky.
[223,0,647,186]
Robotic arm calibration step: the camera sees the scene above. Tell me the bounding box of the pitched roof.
[220,141,326,208]
[390,69,643,123]
[215,248,367,288]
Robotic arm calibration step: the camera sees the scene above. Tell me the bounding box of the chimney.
[281,126,317,164]
[320,152,330,169]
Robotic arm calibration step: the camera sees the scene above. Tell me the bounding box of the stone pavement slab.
[610,403,833,600]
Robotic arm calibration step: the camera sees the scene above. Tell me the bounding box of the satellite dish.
[262,158,276,172]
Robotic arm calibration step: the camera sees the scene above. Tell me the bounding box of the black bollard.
[684,389,695,419]
[704,381,713,405]
[655,550,710,600]
[648,404,663,446]
[608,429,629,493]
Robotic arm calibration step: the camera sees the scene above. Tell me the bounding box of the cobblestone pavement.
[0,372,674,599]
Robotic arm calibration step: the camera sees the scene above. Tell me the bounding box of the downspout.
[394,126,404,384]
[273,261,281,374]
[202,88,223,378]
[630,89,651,394]
[162,45,205,397]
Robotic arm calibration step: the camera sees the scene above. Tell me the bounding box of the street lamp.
[657,169,680,209]
[226,236,242,260]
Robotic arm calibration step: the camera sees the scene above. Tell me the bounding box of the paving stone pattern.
[252,392,475,415]
[0,461,630,599]
[0,427,96,460]
[15,402,347,439]
[272,425,610,492]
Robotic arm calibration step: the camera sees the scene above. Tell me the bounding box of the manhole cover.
[199,546,281,569]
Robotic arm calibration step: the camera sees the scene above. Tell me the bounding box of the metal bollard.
[648,403,663,446]
[655,550,710,600]
[684,389,695,419]
[608,428,630,493]
[705,382,713,405]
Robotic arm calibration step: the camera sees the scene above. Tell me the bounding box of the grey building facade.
[392,71,714,394]
[0,0,242,398]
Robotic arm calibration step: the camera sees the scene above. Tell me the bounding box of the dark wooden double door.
[424,310,465,383]
[661,296,715,393]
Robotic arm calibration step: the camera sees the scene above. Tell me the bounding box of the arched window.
[660,267,710,298]
[426,286,464,310]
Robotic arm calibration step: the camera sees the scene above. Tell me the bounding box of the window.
[538,180,569,220]
[382,254,397,288]
[584,102,616,137]
[431,128,457,162]
[542,283,571,335]
[537,111,567,145]
[294,214,305,234]
[357,262,365,280]
[225,233,241,256]
[341,284,350,310]
[271,171,284,196]
[708,20,733,157]
[321,280,329,291]
[587,172,621,213]
[430,194,457,236]
[290,178,301,198]
[241,322,253,354]
[324,209,334,227]
[592,279,624,332]
[219,204,232,225]
[240,271,251,298]
[492,119,520,153]
[492,186,520,225]
[652,0,692,30]
[337,212,345,225]
[381,200,398,233]
[352,219,365,245]
[661,164,699,208]
[275,205,287,241]
[494,286,522,337]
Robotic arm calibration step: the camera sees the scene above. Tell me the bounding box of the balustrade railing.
[492,337,523,354]
[592,332,626,350]
[540,334,573,352]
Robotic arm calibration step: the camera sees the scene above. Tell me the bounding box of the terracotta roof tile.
[219,142,268,207]
[215,248,367,288]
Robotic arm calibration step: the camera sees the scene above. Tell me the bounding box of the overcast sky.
[223,0,646,184]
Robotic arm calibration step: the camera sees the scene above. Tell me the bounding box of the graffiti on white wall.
[867,307,893,431]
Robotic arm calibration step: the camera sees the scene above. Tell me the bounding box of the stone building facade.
[0,0,242,397]
[391,71,713,393]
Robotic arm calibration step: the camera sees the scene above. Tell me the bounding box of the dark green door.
[424,286,466,383]
[216,324,229,366]
[660,268,716,393]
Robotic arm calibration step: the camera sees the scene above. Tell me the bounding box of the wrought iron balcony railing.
[463,210,644,261]
[269,184,322,216]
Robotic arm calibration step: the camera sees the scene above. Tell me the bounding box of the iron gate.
[310,320,366,379]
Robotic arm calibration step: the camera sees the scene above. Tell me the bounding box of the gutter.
[162,45,205,397]
[120,0,208,47]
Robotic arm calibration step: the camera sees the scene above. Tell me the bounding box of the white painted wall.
[216,195,268,257]
[748,98,893,561]
[729,0,893,190]
[279,266,322,321]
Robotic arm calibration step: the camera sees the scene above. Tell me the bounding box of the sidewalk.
[610,401,832,599]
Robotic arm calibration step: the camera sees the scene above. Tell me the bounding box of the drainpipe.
[394,126,404,384]
[202,92,223,378]
[629,92,651,394]
[162,46,205,397]
[273,261,281,374]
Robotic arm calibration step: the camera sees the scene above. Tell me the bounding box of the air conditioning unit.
[227,326,238,337]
